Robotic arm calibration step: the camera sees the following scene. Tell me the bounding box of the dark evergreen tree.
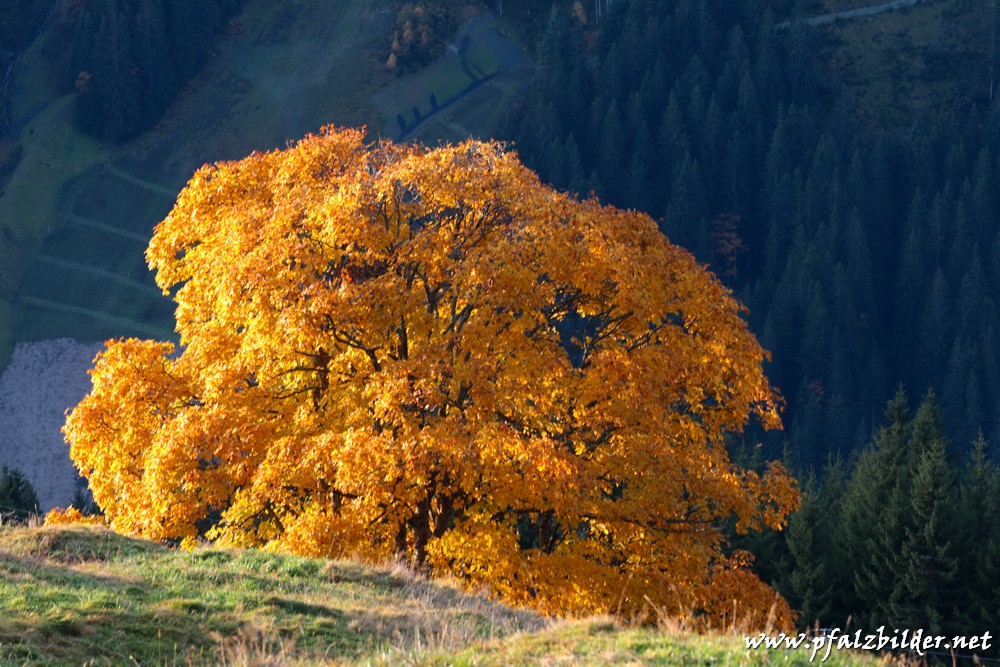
[838,388,913,627]
[918,269,951,383]
[893,394,957,634]
[625,119,655,212]
[69,0,241,141]
[596,98,625,204]
[663,152,709,258]
[502,0,1000,492]
[955,433,1000,634]
[134,0,175,124]
[0,465,40,523]
[781,462,847,625]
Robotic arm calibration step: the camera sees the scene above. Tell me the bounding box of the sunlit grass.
[0,524,545,666]
[0,524,885,666]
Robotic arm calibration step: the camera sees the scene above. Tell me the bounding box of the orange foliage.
[63,127,798,627]
[44,506,106,526]
[700,550,796,631]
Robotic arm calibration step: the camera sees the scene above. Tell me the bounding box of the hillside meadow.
[0,523,882,666]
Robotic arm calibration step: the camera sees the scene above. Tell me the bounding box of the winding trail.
[33,255,163,297]
[104,164,178,198]
[17,297,174,339]
[57,212,150,244]
[776,0,931,28]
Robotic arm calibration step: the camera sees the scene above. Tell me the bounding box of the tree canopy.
[64,126,797,624]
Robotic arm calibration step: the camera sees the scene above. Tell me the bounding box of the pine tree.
[597,99,625,204]
[955,433,1000,634]
[0,465,40,523]
[134,0,174,127]
[896,395,957,634]
[782,476,838,625]
[625,119,655,213]
[664,151,709,258]
[919,269,951,383]
[656,90,689,179]
[838,387,913,627]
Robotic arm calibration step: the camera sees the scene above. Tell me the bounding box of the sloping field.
[13,168,177,343]
[0,524,547,666]
[810,0,992,126]
[0,524,879,666]
[0,95,105,363]
[371,12,533,143]
[3,2,533,350]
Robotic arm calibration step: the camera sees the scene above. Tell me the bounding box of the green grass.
[13,166,178,343]
[0,95,111,364]
[429,620,884,666]
[0,524,545,666]
[0,524,882,666]
[406,66,533,145]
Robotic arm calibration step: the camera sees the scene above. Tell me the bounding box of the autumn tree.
[64,127,797,625]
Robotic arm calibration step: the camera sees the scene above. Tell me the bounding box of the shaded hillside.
[63,0,244,142]
[817,0,997,126]
[0,1,532,366]
[4,0,398,354]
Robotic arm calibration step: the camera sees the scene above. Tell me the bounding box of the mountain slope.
[816,0,996,126]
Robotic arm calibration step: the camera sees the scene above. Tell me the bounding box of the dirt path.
[57,213,151,244]
[776,0,930,28]
[104,164,178,199]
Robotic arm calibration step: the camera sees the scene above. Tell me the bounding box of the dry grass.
[0,524,890,666]
[0,524,547,666]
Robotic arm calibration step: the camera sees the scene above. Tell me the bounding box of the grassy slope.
[371,12,534,144]
[0,1,532,370]
[812,0,992,127]
[0,524,879,666]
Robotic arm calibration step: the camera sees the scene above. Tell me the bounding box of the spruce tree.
[955,433,1000,634]
[838,387,913,628]
[0,465,40,523]
[782,472,841,625]
[896,396,957,635]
